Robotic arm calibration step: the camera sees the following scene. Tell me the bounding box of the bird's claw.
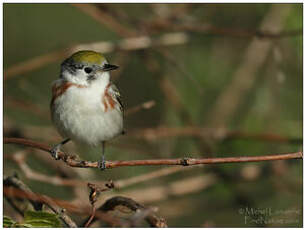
[50,145,60,160]
[98,155,107,171]
[98,160,107,171]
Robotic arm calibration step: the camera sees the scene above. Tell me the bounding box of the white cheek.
[95,71,110,82]
[75,69,88,81]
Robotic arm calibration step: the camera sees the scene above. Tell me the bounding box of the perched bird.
[50,50,124,169]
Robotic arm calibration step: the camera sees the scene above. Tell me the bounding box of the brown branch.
[4,48,72,80]
[205,5,293,128]
[4,137,303,169]
[100,196,167,227]
[128,126,302,143]
[84,182,114,227]
[10,151,198,189]
[4,183,127,227]
[145,19,302,38]
[5,96,49,119]
[4,175,77,228]
[11,151,87,187]
[84,205,96,228]
[72,3,137,37]
[125,100,156,116]
[114,165,200,188]
[157,48,204,95]
[5,5,301,81]
[4,174,43,212]
[4,33,188,80]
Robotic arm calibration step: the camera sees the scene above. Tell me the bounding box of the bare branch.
[115,165,200,188]
[145,19,302,38]
[128,126,302,144]
[125,100,156,116]
[71,3,137,37]
[205,5,293,128]
[100,196,167,227]
[4,33,189,80]
[4,48,72,80]
[4,137,303,170]
[4,175,77,228]
[4,183,127,227]
[4,5,301,80]
[84,182,114,227]
[10,151,199,189]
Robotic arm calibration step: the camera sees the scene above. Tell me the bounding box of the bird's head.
[60,50,118,85]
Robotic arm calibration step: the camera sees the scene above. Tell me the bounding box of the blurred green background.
[3,3,303,227]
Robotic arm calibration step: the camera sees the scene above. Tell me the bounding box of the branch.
[4,175,77,228]
[84,182,114,227]
[204,5,293,128]
[10,151,199,189]
[128,126,302,143]
[145,19,302,38]
[4,181,127,227]
[4,33,188,79]
[125,100,156,116]
[72,3,137,37]
[4,137,303,169]
[100,196,167,227]
[4,174,43,212]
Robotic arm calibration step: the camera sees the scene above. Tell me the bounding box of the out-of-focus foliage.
[4,211,61,228]
[3,3,302,227]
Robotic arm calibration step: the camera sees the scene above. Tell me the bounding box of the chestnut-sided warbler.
[50,50,124,170]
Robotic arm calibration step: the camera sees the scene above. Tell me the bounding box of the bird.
[50,50,124,170]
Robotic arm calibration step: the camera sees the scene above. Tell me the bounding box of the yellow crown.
[70,50,106,65]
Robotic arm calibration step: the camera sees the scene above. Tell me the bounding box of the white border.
[1,1,303,229]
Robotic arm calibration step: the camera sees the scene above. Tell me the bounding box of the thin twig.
[84,205,96,228]
[72,3,137,37]
[114,165,200,188]
[205,5,293,128]
[115,174,217,204]
[84,182,114,227]
[4,175,78,228]
[157,48,204,95]
[3,185,127,227]
[4,137,303,169]
[125,100,156,116]
[128,126,302,143]
[145,19,302,38]
[4,174,43,211]
[11,152,87,187]
[4,33,189,80]
[4,48,72,80]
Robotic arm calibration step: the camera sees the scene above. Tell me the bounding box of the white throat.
[62,70,110,88]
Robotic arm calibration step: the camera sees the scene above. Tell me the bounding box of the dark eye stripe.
[73,63,84,69]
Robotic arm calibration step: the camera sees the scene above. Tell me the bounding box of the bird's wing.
[108,83,124,113]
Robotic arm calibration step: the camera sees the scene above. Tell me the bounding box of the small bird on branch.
[50,50,124,170]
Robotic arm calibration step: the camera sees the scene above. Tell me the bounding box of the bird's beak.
[103,63,119,71]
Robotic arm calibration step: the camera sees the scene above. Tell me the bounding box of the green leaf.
[14,223,33,228]
[3,216,16,228]
[3,215,33,228]
[24,211,61,228]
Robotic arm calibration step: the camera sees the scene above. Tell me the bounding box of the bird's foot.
[98,155,107,171]
[50,144,61,160]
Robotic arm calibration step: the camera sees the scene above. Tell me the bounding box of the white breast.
[51,78,123,146]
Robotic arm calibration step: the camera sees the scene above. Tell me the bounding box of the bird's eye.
[84,67,93,74]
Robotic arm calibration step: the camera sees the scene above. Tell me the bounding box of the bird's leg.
[50,138,70,160]
[98,141,107,170]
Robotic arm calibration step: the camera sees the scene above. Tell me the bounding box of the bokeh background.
[3,3,303,227]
